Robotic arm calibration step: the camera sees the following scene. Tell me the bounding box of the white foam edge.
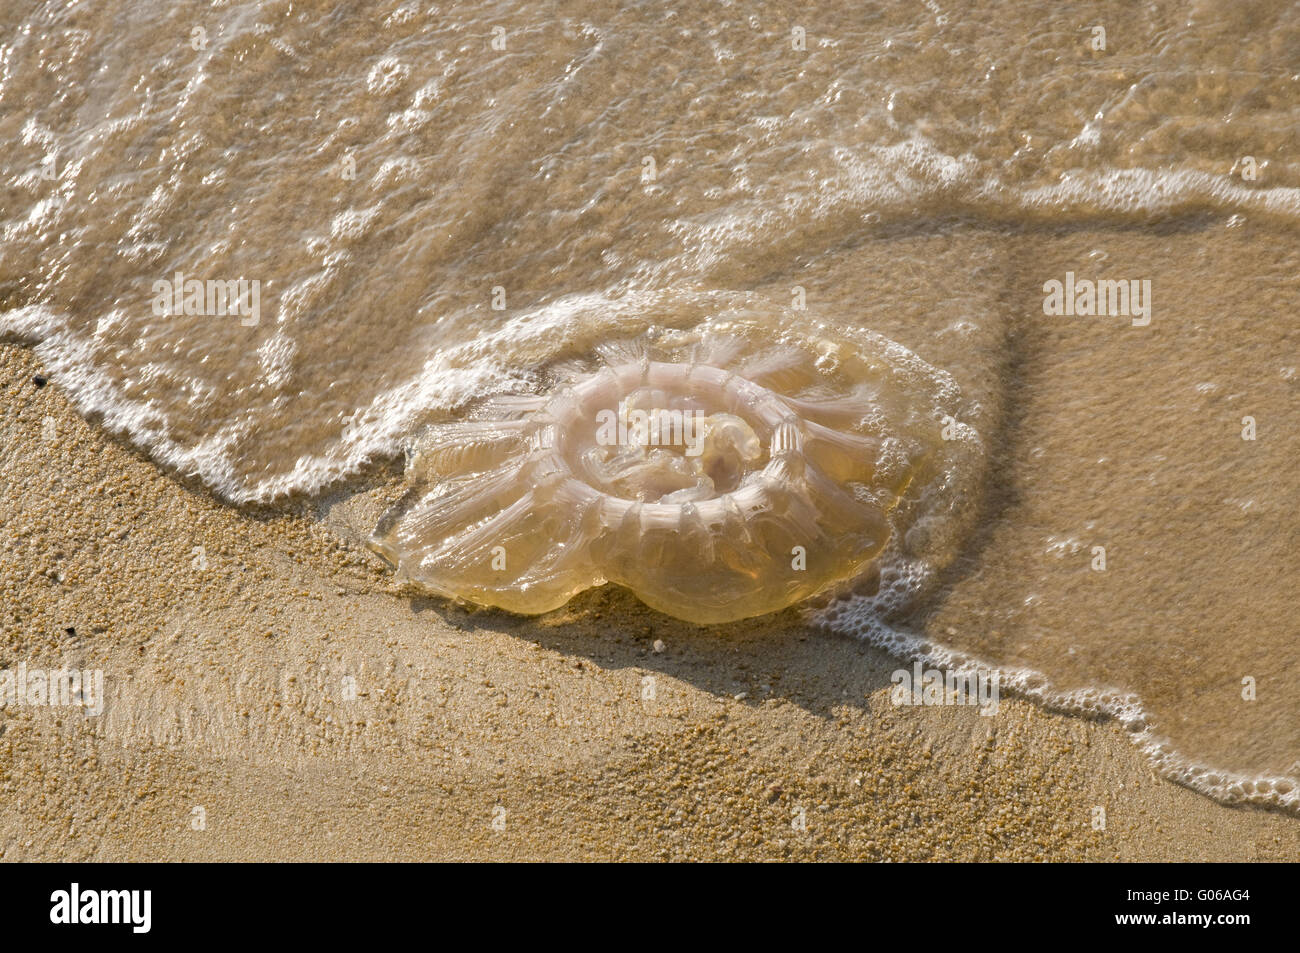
[812,553,1300,815]
[1,289,759,503]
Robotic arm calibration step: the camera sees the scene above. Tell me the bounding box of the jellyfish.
[370,316,977,624]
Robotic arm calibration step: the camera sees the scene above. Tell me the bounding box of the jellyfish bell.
[369,316,980,625]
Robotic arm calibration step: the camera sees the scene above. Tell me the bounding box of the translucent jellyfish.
[370,317,976,624]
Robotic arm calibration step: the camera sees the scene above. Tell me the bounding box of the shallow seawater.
[1,0,1297,809]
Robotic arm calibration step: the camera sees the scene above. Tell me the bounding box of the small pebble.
[33,375,47,388]
[652,639,665,653]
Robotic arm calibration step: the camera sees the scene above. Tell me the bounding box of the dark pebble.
[33,375,47,388]
[64,627,76,636]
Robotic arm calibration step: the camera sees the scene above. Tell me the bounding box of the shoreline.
[2,342,1297,861]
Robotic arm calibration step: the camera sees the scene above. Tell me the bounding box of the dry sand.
[2,341,1297,861]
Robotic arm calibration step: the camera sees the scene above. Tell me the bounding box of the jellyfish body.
[370,318,968,624]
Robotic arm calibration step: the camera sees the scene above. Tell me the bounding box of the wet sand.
[3,342,1297,861]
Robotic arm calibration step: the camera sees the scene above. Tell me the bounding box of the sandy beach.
[3,343,1296,861]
